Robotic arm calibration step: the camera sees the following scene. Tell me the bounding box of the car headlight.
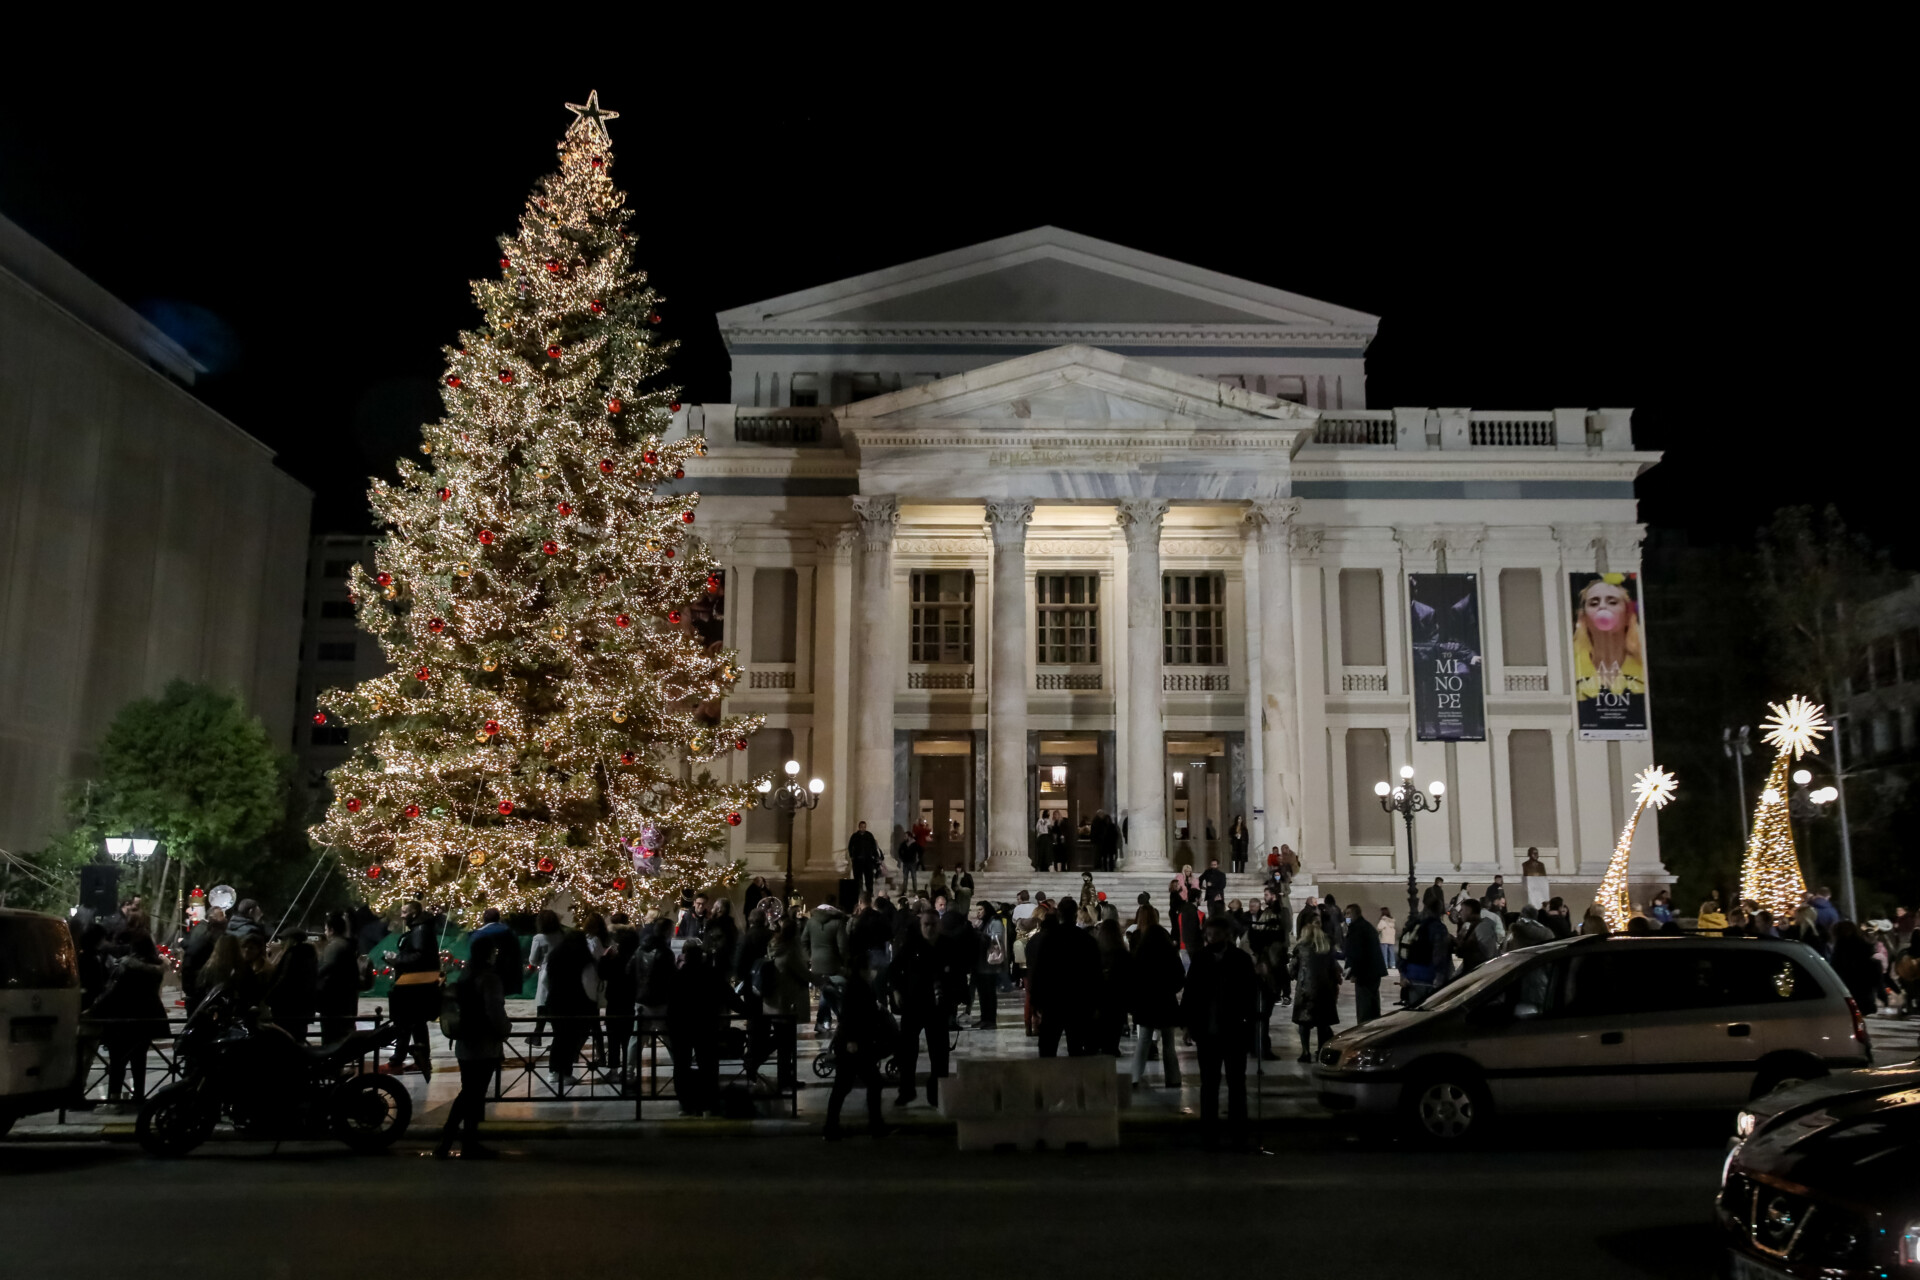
[1344,1046,1392,1072]
[1734,1110,1758,1139]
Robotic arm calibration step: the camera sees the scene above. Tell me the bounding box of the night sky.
[0,58,1898,559]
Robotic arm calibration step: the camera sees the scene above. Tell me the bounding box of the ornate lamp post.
[757,759,824,905]
[1375,764,1445,924]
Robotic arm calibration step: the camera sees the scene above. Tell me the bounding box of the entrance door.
[915,746,971,872]
[1034,735,1106,870]
[1167,738,1226,870]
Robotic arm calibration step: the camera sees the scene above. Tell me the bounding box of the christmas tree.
[1738,695,1826,919]
[1595,764,1676,932]
[311,93,761,916]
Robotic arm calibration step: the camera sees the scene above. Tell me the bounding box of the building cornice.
[722,322,1376,350]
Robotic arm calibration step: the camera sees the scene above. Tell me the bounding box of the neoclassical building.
[672,227,1666,910]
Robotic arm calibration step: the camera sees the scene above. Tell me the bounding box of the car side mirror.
[1514,1001,1541,1020]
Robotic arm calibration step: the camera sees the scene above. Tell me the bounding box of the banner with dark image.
[1571,572,1649,739]
[1409,573,1486,742]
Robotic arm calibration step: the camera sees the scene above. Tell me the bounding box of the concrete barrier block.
[939,1055,1123,1150]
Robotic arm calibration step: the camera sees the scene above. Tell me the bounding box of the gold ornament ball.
[482,659,499,672]
[469,851,486,866]
[420,443,434,455]
[550,626,566,640]
[383,587,398,600]
[612,711,628,724]
[475,731,490,742]
[456,562,472,577]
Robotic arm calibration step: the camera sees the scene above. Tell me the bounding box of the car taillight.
[1899,1220,1919,1266]
[1844,997,1869,1047]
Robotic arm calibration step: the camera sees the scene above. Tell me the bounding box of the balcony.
[748,667,796,690]
[908,665,975,691]
[1036,668,1102,691]
[1503,669,1550,693]
[1301,408,1633,452]
[1165,671,1230,692]
[1340,667,1389,693]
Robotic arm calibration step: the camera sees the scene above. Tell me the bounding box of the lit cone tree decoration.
[1597,765,1678,931]
[1738,695,1828,919]
[311,93,762,915]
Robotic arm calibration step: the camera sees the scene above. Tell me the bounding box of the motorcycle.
[136,989,411,1157]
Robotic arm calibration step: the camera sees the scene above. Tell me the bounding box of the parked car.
[1313,934,1872,1142]
[1735,1056,1920,1144]
[1719,1084,1920,1277]
[0,907,83,1136]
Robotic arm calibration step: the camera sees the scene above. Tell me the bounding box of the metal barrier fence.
[488,1014,799,1119]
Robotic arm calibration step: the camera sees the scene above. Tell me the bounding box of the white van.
[1314,935,1872,1142]
[0,908,83,1136]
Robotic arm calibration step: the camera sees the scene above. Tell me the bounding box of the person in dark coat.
[1289,915,1342,1061]
[384,902,440,1078]
[1027,905,1099,1057]
[848,822,881,897]
[267,930,319,1043]
[742,876,770,918]
[437,934,510,1160]
[1092,919,1131,1056]
[891,908,947,1106]
[664,939,733,1114]
[178,909,226,1014]
[823,955,893,1141]
[1201,859,1229,916]
[1049,813,1071,872]
[1228,816,1250,873]
[1341,904,1386,1024]
[542,927,599,1090]
[467,908,523,998]
[1249,893,1292,1058]
[1183,916,1259,1148]
[1128,907,1184,1086]
[92,930,169,1105]
[1830,921,1880,1011]
[1170,876,1203,953]
[933,907,975,1037]
[1090,810,1120,873]
[314,913,363,1044]
[601,912,642,1077]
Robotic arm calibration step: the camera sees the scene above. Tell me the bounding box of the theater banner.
[1572,572,1649,740]
[1409,573,1486,742]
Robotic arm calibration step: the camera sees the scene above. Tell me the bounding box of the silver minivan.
[0,908,83,1136]
[1314,935,1871,1143]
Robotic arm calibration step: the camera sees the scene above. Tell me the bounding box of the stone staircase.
[884,866,1316,912]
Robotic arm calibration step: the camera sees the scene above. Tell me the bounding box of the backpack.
[438,979,465,1041]
[752,954,779,1000]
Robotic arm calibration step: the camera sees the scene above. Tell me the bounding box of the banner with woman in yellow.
[1571,572,1649,740]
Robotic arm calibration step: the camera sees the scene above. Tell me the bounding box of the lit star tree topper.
[1739,695,1830,918]
[311,94,763,916]
[1597,764,1678,932]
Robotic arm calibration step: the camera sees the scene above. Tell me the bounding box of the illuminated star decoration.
[565,90,619,143]
[1760,694,1828,760]
[1598,763,1678,932]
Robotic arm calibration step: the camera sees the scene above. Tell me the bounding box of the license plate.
[9,1016,55,1043]
[1727,1250,1792,1280]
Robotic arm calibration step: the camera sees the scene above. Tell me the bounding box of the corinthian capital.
[851,495,899,551]
[1115,499,1170,551]
[983,499,1035,548]
[1243,499,1302,538]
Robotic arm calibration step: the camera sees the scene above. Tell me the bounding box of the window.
[1338,569,1385,666]
[844,372,891,402]
[1899,628,1920,683]
[1163,574,1226,666]
[1498,568,1547,666]
[910,571,974,664]
[311,726,349,746]
[317,641,357,662]
[1036,575,1099,665]
[1507,729,1556,848]
[321,559,356,579]
[320,600,355,620]
[788,373,819,408]
[1266,375,1308,404]
[1874,638,1897,688]
[751,569,798,664]
[1344,729,1393,845]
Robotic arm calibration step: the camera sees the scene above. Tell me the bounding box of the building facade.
[0,213,311,857]
[673,228,1667,910]
[293,535,388,815]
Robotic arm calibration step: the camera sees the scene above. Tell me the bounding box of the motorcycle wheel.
[331,1073,412,1153]
[136,1084,217,1158]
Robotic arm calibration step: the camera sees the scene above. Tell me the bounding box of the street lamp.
[1378,765,1445,923]
[756,759,823,904]
[1787,769,1840,866]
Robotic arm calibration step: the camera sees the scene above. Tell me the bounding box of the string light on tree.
[312,93,764,916]
[1739,695,1829,919]
[1596,765,1678,932]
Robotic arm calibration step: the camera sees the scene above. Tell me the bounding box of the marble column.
[850,496,899,846]
[985,499,1034,866]
[1246,500,1302,848]
[1117,499,1169,869]
[809,525,858,871]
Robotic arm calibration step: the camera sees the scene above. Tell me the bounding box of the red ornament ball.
[614,613,631,628]
[667,610,682,625]
[498,370,514,384]
[611,877,627,891]
[649,313,661,324]
[438,488,452,502]
[416,665,432,680]
[428,617,445,633]
[589,300,604,314]
[483,719,500,736]
[497,801,514,816]
[663,548,674,559]
[726,812,741,826]
[608,398,623,415]
[345,797,363,814]
[555,501,572,516]
[669,401,681,412]
[643,450,658,465]
[446,375,462,388]
[376,572,393,587]
[681,511,695,523]
[312,712,327,726]
[542,540,559,556]
[734,738,747,751]
[544,258,561,273]
[674,468,685,479]
[367,865,383,880]
[477,529,494,545]
[498,256,510,270]
[537,857,556,874]
[619,751,635,765]
[547,344,562,359]
[404,804,420,819]
[598,459,614,473]
[592,157,605,169]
